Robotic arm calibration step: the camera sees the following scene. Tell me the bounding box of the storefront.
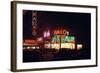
[44,29,76,50]
[23,29,82,50]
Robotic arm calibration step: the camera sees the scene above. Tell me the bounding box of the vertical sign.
[32,11,37,36]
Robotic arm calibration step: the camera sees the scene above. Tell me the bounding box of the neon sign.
[52,35,60,42]
[52,35,75,43]
[61,43,75,49]
[43,30,50,38]
[64,36,75,42]
[24,40,36,44]
[53,29,69,35]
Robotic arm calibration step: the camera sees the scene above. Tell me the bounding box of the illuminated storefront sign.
[53,29,69,35]
[51,43,75,50]
[64,36,75,42]
[32,12,37,36]
[52,35,75,43]
[52,35,60,42]
[24,40,36,44]
[61,43,75,49]
[51,43,60,50]
[23,29,83,50]
[77,44,83,50]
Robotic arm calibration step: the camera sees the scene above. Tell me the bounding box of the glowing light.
[44,44,51,48]
[61,43,75,49]
[27,47,30,49]
[24,40,36,44]
[32,47,35,49]
[53,29,69,35]
[64,36,75,42]
[51,43,60,50]
[37,37,43,41]
[61,35,65,43]
[77,44,83,50]
[52,36,57,42]
[54,30,60,35]
[32,12,37,36]
[66,31,69,35]
[52,35,60,42]
[36,47,40,49]
[43,32,47,38]
[43,30,50,38]
[47,30,50,37]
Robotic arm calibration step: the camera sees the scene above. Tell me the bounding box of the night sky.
[23,10,91,58]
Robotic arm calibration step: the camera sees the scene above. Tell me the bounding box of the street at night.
[23,10,91,62]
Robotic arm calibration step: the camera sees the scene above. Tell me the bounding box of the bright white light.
[77,44,83,50]
[27,47,30,49]
[32,47,35,49]
[51,43,60,50]
[61,43,75,49]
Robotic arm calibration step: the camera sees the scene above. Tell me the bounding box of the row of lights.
[44,43,83,50]
[23,46,40,49]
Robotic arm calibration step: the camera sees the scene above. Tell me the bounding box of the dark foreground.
[23,48,91,62]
